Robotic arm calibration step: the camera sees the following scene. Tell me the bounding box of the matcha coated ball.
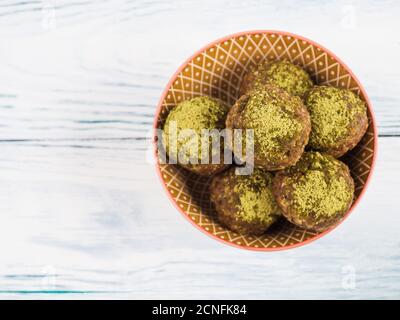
[240,60,313,98]
[226,83,311,171]
[210,166,282,236]
[273,152,354,232]
[163,96,229,175]
[305,86,368,158]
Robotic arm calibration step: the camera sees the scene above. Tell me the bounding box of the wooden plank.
[0,137,398,298]
[0,0,400,141]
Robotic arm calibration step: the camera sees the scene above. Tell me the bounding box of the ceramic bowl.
[154,30,377,251]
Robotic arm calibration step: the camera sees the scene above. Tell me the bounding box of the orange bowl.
[154,30,377,251]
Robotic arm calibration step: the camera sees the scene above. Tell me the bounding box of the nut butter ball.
[226,84,311,171]
[210,167,282,236]
[240,60,313,98]
[273,152,355,232]
[162,96,230,175]
[305,86,368,157]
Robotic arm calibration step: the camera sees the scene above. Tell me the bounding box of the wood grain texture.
[0,0,399,299]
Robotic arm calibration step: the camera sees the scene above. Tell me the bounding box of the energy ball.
[162,96,229,175]
[226,83,311,171]
[273,152,354,232]
[305,86,368,157]
[210,167,282,236]
[240,60,313,98]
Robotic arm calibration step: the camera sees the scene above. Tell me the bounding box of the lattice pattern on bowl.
[155,31,376,251]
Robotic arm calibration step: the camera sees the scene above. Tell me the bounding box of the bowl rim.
[153,29,378,252]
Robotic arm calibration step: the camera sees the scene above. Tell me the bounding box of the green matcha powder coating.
[284,152,354,219]
[232,169,281,224]
[243,85,304,161]
[163,96,227,163]
[306,86,367,149]
[251,60,313,97]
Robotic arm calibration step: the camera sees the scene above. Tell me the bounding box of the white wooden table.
[0,0,399,299]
